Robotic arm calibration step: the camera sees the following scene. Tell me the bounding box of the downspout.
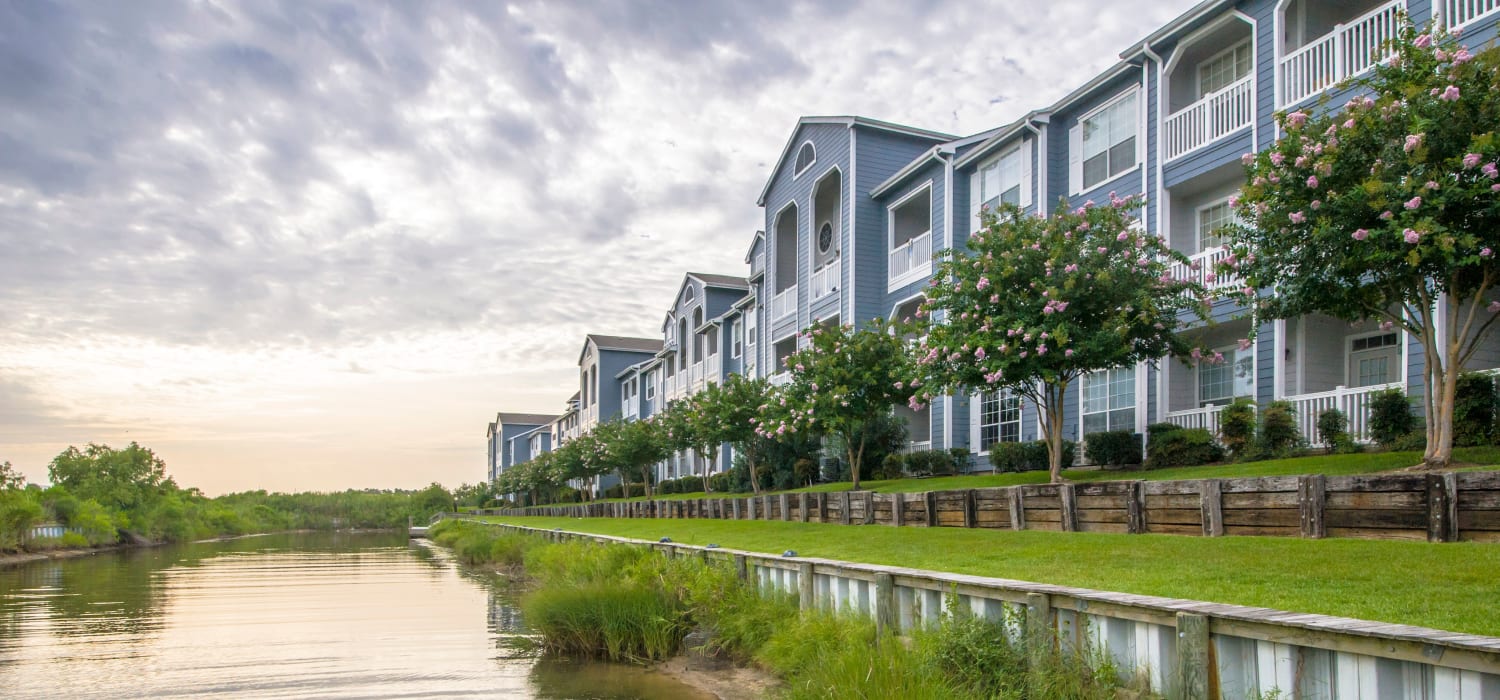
[1141,41,1167,430]
[1020,118,1045,216]
[939,147,956,452]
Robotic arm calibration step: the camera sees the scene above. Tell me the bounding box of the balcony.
[1286,382,1402,445]
[771,285,797,321]
[768,372,791,387]
[1169,247,1240,294]
[706,354,721,384]
[1442,0,1500,28]
[810,263,839,299]
[1164,75,1254,161]
[889,231,932,286]
[1164,403,1248,437]
[1279,0,1402,107]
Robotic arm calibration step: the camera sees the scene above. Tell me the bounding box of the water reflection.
[0,533,710,699]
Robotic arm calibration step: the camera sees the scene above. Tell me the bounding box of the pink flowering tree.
[598,417,671,499]
[758,319,916,491]
[1224,24,1500,469]
[694,375,776,494]
[914,196,1209,483]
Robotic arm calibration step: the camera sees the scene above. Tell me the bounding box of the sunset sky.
[0,0,1194,494]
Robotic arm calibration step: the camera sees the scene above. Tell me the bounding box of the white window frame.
[1196,196,1239,253]
[793,140,816,179]
[887,181,935,290]
[809,166,843,277]
[1197,343,1255,407]
[1345,330,1401,388]
[978,143,1031,213]
[645,371,656,400]
[970,390,1023,455]
[772,200,800,297]
[730,319,742,358]
[1080,365,1139,437]
[1070,87,1141,195]
[1197,39,1252,98]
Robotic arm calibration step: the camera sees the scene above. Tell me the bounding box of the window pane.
[981,163,1000,206]
[1000,186,1021,206]
[1083,154,1109,189]
[1083,413,1108,436]
[1108,136,1135,178]
[1198,201,1235,250]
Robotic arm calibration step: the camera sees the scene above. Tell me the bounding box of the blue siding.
[763,123,850,340]
[853,129,946,327]
[1163,129,1254,188]
[1048,72,1145,210]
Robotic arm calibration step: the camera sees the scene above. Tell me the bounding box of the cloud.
[0,0,1196,491]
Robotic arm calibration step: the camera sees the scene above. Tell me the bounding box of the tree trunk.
[848,430,866,492]
[1045,381,1070,484]
[702,447,714,494]
[747,455,762,495]
[641,466,654,499]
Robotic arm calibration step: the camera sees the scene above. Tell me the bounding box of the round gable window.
[818,222,834,255]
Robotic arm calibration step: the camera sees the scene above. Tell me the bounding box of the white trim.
[730,318,742,359]
[887,291,928,323]
[792,140,817,179]
[1196,38,1253,98]
[1273,319,1287,399]
[771,199,799,298]
[1161,11,1255,76]
[970,389,1024,456]
[1075,86,1142,195]
[847,128,858,323]
[1193,196,1237,253]
[809,165,844,301]
[1345,329,1403,388]
[886,181,933,293]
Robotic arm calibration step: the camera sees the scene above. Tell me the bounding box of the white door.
[1348,333,1400,387]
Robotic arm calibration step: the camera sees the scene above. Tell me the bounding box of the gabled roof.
[757,116,957,206]
[615,358,657,380]
[583,334,665,362]
[495,412,561,427]
[743,230,765,264]
[1044,61,1138,119]
[951,113,1052,171]
[1119,0,1234,58]
[869,126,1004,198]
[688,272,749,290]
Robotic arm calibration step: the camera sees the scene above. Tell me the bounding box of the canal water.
[0,532,711,699]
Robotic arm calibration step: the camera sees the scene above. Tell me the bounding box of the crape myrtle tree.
[1223,23,1500,468]
[659,395,715,493]
[602,416,672,499]
[914,197,1209,484]
[701,375,777,494]
[756,319,916,491]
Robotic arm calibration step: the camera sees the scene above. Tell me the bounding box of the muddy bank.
[655,652,781,700]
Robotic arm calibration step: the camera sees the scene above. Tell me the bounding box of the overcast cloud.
[0,0,1193,493]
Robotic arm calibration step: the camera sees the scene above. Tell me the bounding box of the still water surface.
[0,532,710,699]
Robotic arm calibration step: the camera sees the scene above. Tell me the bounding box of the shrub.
[1454,372,1498,447]
[901,449,963,477]
[1146,422,1183,440]
[1218,399,1257,459]
[1316,408,1349,451]
[1369,389,1416,449]
[988,440,1074,473]
[947,447,972,472]
[878,453,905,480]
[1257,400,1304,458]
[1082,430,1142,467]
[1144,428,1223,468]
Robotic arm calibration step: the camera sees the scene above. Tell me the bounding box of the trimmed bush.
[1146,422,1183,440]
[1218,399,1257,459]
[1144,428,1223,468]
[1454,372,1498,447]
[1083,430,1142,467]
[947,447,972,471]
[1316,408,1349,451]
[878,453,905,480]
[1369,388,1416,449]
[1257,400,1304,458]
[988,440,1075,473]
[900,449,963,477]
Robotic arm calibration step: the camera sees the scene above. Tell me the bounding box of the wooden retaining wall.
[489,472,1500,543]
[471,521,1500,700]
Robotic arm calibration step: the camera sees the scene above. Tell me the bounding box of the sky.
[0,0,1196,494]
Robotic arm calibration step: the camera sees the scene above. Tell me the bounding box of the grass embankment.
[581,447,1500,503]
[477,515,1500,637]
[430,519,1142,699]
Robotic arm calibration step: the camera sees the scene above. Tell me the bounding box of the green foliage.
[1145,428,1224,469]
[598,417,672,499]
[0,489,43,550]
[1454,373,1498,446]
[1083,430,1142,466]
[826,410,908,482]
[915,196,1208,483]
[48,442,174,512]
[891,449,965,478]
[765,319,918,490]
[1219,399,1258,459]
[1316,409,1349,451]
[1226,23,1500,467]
[1257,400,1305,459]
[989,440,1075,473]
[0,461,25,490]
[523,583,684,663]
[1370,389,1418,448]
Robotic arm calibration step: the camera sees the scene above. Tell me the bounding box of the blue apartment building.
[489,0,1500,482]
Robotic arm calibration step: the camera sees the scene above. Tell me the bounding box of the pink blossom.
[1380,321,1394,332]
[1404,228,1421,244]
[1463,153,1483,169]
[1096,246,1107,254]
[1306,175,1319,188]
[975,348,986,360]
[1065,349,1074,358]
[1286,111,1308,128]
[1228,195,1239,208]
[1440,85,1461,101]
[1269,152,1285,166]
[1482,163,1499,179]
[1289,211,1306,224]
[1019,351,1028,358]
[1425,181,1439,190]
[1344,119,1356,130]
[1454,49,1473,64]
[1205,272,1217,282]
[1240,153,1254,165]
[1037,345,1048,355]
[1491,301,1500,314]
[1190,348,1203,360]
[1414,33,1432,48]
[1492,184,1500,192]
[1405,196,1422,210]
[1237,338,1252,351]
[1380,210,1394,220]
[1483,248,1494,258]
[1404,134,1423,152]
[1352,228,1369,241]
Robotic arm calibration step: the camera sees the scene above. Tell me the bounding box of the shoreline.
[1,527,404,569]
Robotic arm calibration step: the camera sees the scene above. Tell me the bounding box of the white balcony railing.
[768,372,792,387]
[810,263,839,299]
[706,354,721,384]
[900,440,933,454]
[1164,75,1254,160]
[1169,247,1240,293]
[1442,0,1500,28]
[889,231,932,283]
[1279,0,1402,106]
[1286,382,1402,445]
[1164,403,1247,436]
[771,285,797,320]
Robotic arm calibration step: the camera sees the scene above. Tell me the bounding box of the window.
[1198,347,1254,406]
[1197,199,1236,251]
[977,391,1022,452]
[1349,332,1400,388]
[731,319,742,358]
[1080,91,1138,190]
[979,146,1024,211]
[645,371,655,399]
[1198,40,1252,97]
[794,141,816,177]
[1082,366,1136,435]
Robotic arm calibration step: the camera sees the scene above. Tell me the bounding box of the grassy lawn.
[585,447,1500,503]
[479,514,1500,637]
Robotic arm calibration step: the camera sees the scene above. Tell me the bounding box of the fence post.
[1025,593,1053,669]
[875,572,896,635]
[1177,612,1211,700]
[1299,474,1327,538]
[1201,479,1224,537]
[924,491,937,527]
[780,494,790,521]
[963,489,976,528]
[798,562,815,610]
[841,492,852,525]
[1428,472,1458,542]
[1009,487,1026,530]
[1059,483,1078,532]
[892,493,904,526]
[862,492,875,525]
[1127,481,1146,534]
[800,493,810,523]
[734,554,748,581]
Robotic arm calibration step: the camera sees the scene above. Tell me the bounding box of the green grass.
[477,515,1500,637]
[576,447,1500,503]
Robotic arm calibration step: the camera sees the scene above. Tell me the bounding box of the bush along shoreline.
[429,520,1155,699]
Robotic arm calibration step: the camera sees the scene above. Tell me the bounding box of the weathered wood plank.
[1326,526,1429,541]
[1144,507,1204,525]
[1325,508,1428,529]
[1299,474,1326,539]
[1145,493,1202,509]
[1201,479,1224,537]
[1223,524,1300,537]
[1222,492,1300,509]
[1222,508,1303,527]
